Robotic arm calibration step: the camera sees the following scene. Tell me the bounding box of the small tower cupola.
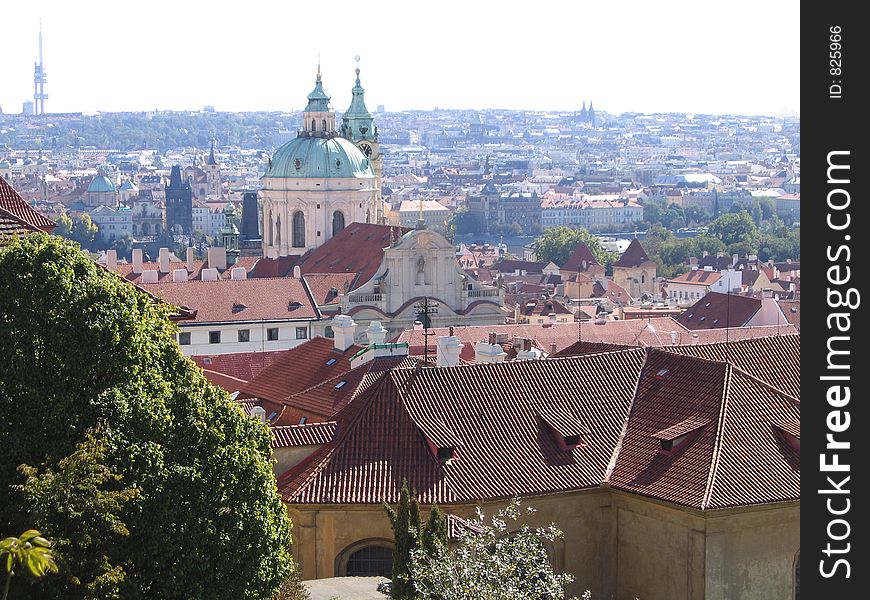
[302,63,336,137]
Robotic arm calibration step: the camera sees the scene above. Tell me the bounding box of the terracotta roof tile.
[241,337,363,404]
[613,238,653,268]
[0,178,55,241]
[304,272,358,305]
[299,223,412,288]
[676,292,761,330]
[271,422,337,448]
[667,270,722,285]
[147,277,318,322]
[281,350,648,504]
[201,369,248,392]
[607,350,799,509]
[192,350,284,382]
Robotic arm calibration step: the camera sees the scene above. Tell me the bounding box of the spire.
[304,62,332,113]
[207,137,217,165]
[342,55,376,143]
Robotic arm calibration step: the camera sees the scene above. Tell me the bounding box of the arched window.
[324,325,334,339]
[366,209,371,224]
[332,210,345,237]
[311,119,316,132]
[641,274,646,284]
[336,540,394,577]
[322,119,327,132]
[292,211,305,248]
[268,210,273,246]
[275,216,281,246]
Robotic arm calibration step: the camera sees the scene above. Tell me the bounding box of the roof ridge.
[701,362,732,510]
[602,348,649,485]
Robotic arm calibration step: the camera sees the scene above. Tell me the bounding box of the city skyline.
[3,1,800,117]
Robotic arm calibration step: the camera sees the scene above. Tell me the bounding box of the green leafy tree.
[409,499,577,600]
[71,214,99,249]
[421,506,448,558]
[0,530,57,600]
[0,234,293,600]
[54,212,73,238]
[534,227,607,266]
[384,479,421,600]
[707,211,758,247]
[16,426,138,597]
[111,235,134,260]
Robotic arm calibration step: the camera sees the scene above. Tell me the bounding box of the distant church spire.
[207,137,217,165]
[342,56,377,143]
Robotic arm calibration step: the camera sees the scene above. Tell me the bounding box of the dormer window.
[537,408,589,452]
[436,447,455,464]
[335,380,348,389]
[773,420,800,454]
[653,416,709,454]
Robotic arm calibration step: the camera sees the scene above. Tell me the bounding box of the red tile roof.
[241,337,363,404]
[192,350,285,382]
[299,223,412,289]
[303,272,358,306]
[271,422,337,448]
[676,292,760,330]
[147,277,318,323]
[608,350,799,509]
[281,349,648,504]
[0,177,56,241]
[201,369,248,393]
[561,242,601,272]
[668,270,722,285]
[115,256,260,283]
[613,238,653,268]
[776,299,800,332]
[591,279,633,304]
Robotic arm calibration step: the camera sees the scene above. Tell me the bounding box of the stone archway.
[335,538,394,577]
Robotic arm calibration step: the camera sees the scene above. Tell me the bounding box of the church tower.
[260,66,377,258]
[205,138,221,197]
[341,57,383,223]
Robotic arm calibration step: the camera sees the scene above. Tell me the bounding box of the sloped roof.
[192,350,285,383]
[561,242,600,272]
[241,337,363,404]
[271,422,336,448]
[613,238,653,268]
[0,177,56,242]
[677,292,761,330]
[281,350,648,504]
[668,269,722,285]
[147,277,318,323]
[298,223,412,289]
[608,350,799,509]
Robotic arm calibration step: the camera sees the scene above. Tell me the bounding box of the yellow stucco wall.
[286,491,799,600]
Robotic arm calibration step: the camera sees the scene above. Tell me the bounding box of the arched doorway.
[292,211,305,248]
[332,210,345,237]
[335,539,394,578]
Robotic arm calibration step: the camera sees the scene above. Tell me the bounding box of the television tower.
[33,21,47,115]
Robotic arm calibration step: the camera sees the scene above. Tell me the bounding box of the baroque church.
[262,60,382,258]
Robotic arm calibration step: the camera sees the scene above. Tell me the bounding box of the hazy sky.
[3,0,800,117]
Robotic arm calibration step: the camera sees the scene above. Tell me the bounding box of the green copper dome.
[87,171,117,193]
[266,136,374,179]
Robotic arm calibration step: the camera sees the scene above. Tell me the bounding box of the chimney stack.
[186,247,195,272]
[132,248,143,274]
[436,334,464,367]
[366,320,387,345]
[293,265,302,278]
[159,247,170,273]
[250,406,267,423]
[549,342,558,355]
[474,338,507,364]
[172,268,188,283]
[331,315,357,352]
[207,246,227,271]
[105,249,117,272]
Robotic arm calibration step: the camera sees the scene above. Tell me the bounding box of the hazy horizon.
[4,1,799,118]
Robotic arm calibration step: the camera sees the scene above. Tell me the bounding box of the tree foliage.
[707,211,758,247]
[409,499,576,600]
[0,234,293,599]
[385,480,420,600]
[1,529,57,600]
[534,227,607,267]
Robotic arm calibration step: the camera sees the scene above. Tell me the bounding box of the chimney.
[106,249,117,272]
[250,406,267,423]
[231,266,247,280]
[488,331,497,345]
[201,267,220,281]
[172,268,188,283]
[474,339,507,364]
[670,331,678,345]
[141,269,159,284]
[293,265,302,278]
[207,246,227,271]
[703,265,713,271]
[366,320,387,345]
[186,247,195,272]
[159,247,170,273]
[436,334,464,367]
[331,315,357,352]
[132,248,143,274]
[732,253,739,266]
[515,339,542,361]
[549,342,558,355]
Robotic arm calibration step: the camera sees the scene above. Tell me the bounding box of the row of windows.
[178,327,307,345]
